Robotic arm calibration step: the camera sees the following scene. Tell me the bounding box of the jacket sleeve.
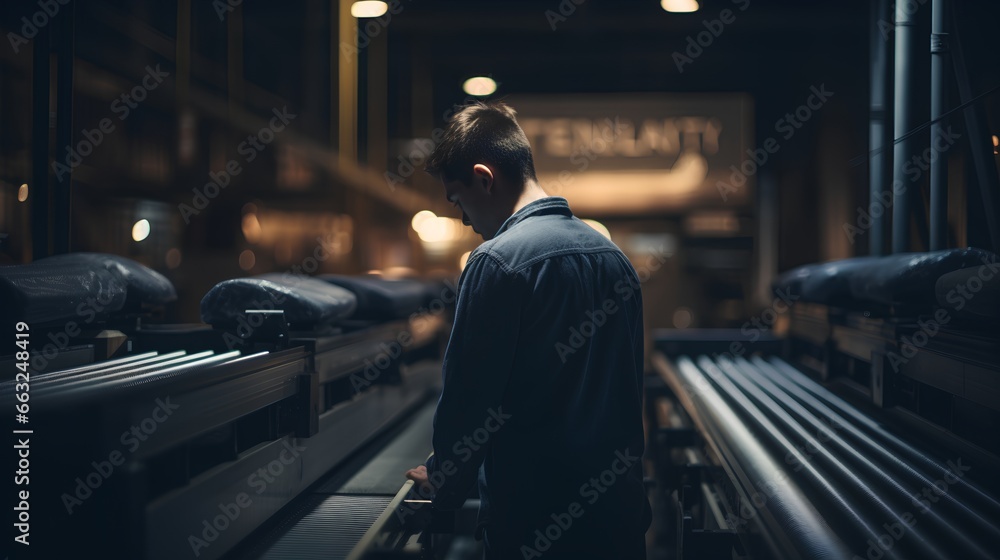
[426,252,521,510]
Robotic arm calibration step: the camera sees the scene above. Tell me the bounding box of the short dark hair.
[424,101,538,185]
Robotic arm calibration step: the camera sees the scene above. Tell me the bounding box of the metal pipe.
[735,356,1000,552]
[929,0,949,251]
[657,355,852,559]
[869,0,893,256]
[891,0,921,253]
[764,356,1000,518]
[707,357,957,559]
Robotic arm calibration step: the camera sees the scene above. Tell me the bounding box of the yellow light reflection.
[242,213,263,243]
[581,219,612,240]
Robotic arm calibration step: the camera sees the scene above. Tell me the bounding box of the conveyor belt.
[230,400,437,559]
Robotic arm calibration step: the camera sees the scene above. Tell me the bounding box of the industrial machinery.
[646,248,1000,559]
[1,253,464,559]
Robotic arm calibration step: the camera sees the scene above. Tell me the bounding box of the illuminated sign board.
[510,93,754,214]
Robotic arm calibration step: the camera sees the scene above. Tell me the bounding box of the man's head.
[425,102,540,240]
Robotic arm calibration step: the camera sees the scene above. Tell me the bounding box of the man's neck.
[510,180,550,215]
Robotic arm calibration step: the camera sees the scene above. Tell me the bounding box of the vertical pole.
[868,0,893,256]
[929,0,949,251]
[891,1,920,253]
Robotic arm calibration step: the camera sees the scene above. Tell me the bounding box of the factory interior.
[2,0,1000,558]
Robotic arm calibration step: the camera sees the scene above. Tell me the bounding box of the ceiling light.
[351,1,388,18]
[661,0,699,13]
[463,76,497,97]
[132,219,150,242]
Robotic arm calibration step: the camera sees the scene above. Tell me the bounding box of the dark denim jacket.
[426,197,651,558]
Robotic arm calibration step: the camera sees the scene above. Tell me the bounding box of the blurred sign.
[510,94,754,214]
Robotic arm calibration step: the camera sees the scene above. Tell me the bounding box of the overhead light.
[463,76,497,97]
[17,183,28,202]
[132,219,150,242]
[661,0,699,13]
[351,1,388,18]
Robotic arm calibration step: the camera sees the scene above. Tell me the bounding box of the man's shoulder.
[476,215,625,274]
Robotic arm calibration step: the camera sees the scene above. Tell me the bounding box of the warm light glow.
[415,216,462,243]
[463,76,497,97]
[993,135,999,154]
[459,251,471,271]
[581,219,612,240]
[17,184,28,202]
[411,210,437,232]
[239,250,256,271]
[351,1,387,18]
[165,248,183,269]
[412,210,464,243]
[132,219,151,242]
[661,0,699,12]
[242,213,263,243]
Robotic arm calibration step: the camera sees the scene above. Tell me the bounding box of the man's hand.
[405,465,435,496]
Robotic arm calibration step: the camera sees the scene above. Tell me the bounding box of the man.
[405,102,650,559]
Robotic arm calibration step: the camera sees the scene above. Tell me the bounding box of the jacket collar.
[493,197,573,238]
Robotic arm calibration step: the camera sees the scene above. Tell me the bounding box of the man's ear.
[472,164,494,193]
